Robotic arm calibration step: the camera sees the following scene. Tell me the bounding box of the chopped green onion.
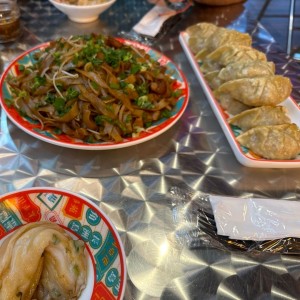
[66,87,79,100]
[135,96,154,109]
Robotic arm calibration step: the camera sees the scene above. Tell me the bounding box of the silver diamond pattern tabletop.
[1,0,300,299]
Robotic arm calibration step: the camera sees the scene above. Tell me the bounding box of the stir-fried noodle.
[6,34,183,143]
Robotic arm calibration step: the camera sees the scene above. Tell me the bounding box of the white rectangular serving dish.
[179,31,300,168]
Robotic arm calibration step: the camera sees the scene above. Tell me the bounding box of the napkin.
[133,0,190,37]
[210,196,300,241]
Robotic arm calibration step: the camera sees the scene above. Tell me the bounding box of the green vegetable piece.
[53,51,61,63]
[73,240,83,252]
[53,97,65,113]
[91,81,99,90]
[130,63,140,74]
[109,82,120,89]
[45,92,56,104]
[160,109,172,119]
[4,98,13,107]
[145,121,153,128]
[95,115,113,126]
[53,128,62,135]
[119,81,127,89]
[73,264,80,276]
[86,135,96,143]
[18,90,27,98]
[66,87,79,100]
[18,65,25,72]
[32,75,46,90]
[172,89,183,98]
[125,114,132,123]
[136,96,154,109]
[136,82,149,96]
[52,234,60,245]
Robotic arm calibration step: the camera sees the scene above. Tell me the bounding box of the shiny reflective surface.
[1,0,300,299]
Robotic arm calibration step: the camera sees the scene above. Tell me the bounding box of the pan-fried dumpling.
[187,22,218,54]
[204,60,275,90]
[0,221,87,300]
[237,123,300,160]
[214,75,292,107]
[195,27,252,61]
[205,60,275,90]
[204,70,221,90]
[217,94,253,115]
[228,106,291,131]
[218,60,275,81]
[204,27,252,53]
[201,45,267,73]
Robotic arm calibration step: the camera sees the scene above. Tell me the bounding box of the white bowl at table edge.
[48,0,116,23]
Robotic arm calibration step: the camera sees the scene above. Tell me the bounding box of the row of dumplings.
[187,22,300,160]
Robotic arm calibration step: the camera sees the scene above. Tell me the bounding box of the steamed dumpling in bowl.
[0,221,87,300]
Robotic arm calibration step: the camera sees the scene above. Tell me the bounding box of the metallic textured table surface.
[1,0,300,299]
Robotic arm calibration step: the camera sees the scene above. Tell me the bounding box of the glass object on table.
[0,0,20,43]
[164,0,193,10]
[193,0,246,4]
[256,0,297,57]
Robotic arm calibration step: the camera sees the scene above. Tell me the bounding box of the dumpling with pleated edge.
[204,60,275,90]
[201,44,267,73]
[194,27,252,61]
[203,27,252,53]
[0,221,87,300]
[217,94,253,115]
[236,123,300,160]
[228,105,291,131]
[187,22,218,54]
[218,60,275,81]
[214,75,292,108]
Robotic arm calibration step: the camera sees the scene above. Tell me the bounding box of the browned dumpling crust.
[214,75,292,107]
[237,124,300,160]
[187,22,218,54]
[201,45,267,73]
[217,94,253,115]
[228,106,291,131]
[203,27,252,53]
[186,22,297,160]
[205,60,275,90]
[218,60,275,82]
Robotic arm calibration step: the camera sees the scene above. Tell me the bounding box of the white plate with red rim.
[179,31,300,168]
[0,38,189,150]
[0,187,126,300]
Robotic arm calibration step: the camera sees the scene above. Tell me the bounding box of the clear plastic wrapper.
[132,0,191,38]
[169,185,300,254]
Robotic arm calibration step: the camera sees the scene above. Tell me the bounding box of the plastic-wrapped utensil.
[132,0,192,38]
[169,185,300,254]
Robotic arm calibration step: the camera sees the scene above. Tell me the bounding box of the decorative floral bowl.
[0,187,126,299]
